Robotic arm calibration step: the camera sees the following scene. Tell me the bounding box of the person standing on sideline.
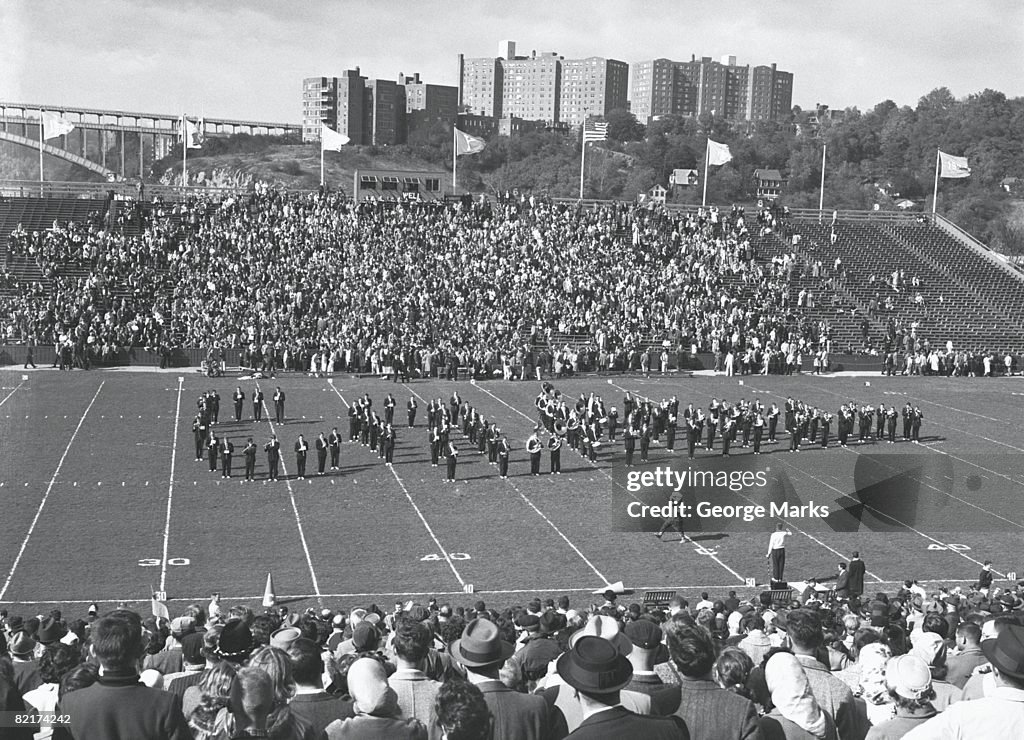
[273,387,286,424]
[24,340,36,369]
[232,386,245,422]
[766,523,792,584]
[327,427,341,470]
[407,396,417,428]
[548,434,562,474]
[294,434,308,479]
[243,437,257,482]
[848,551,866,598]
[208,389,220,424]
[498,433,511,479]
[383,424,396,466]
[220,436,234,478]
[315,432,328,475]
[264,434,280,480]
[656,488,687,543]
[252,386,264,422]
[445,438,458,482]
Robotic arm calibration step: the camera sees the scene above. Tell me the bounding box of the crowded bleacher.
[2,191,1020,376]
[3,577,1024,739]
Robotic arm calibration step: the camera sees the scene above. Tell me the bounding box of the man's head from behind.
[286,637,324,688]
[230,666,275,732]
[664,617,717,678]
[784,609,823,654]
[90,610,145,672]
[393,617,432,666]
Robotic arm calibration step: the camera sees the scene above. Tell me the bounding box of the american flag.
[583,121,608,143]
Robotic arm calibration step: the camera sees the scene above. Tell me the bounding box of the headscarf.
[857,643,893,704]
[764,652,830,739]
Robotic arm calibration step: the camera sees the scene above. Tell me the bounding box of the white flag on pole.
[707,139,732,166]
[321,124,350,151]
[454,128,485,156]
[41,111,75,139]
[181,117,202,149]
[938,150,970,178]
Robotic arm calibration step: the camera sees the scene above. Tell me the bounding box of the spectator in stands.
[945,622,986,690]
[739,613,772,668]
[387,618,442,732]
[784,609,866,740]
[759,651,838,739]
[228,666,278,740]
[433,679,492,740]
[324,657,426,739]
[186,661,236,740]
[145,615,194,675]
[663,617,761,740]
[553,635,690,738]
[623,619,682,715]
[864,654,935,740]
[288,637,354,736]
[163,630,208,699]
[0,652,33,740]
[246,645,319,740]
[448,618,550,740]
[53,609,192,740]
[9,631,42,697]
[21,643,82,736]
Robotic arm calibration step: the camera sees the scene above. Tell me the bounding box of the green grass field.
[1,368,1022,617]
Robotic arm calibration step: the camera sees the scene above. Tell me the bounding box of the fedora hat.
[10,631,37,657]
[568,614,632,656]
[556,636,633,694]
[213,619,254,662]
[36,616,67,645]
[448,618,514,668]
[982,623,1024,680]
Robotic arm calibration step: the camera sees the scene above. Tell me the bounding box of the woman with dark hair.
[714,646,756,702]
[22,643,83,738]
[57,663,99,700]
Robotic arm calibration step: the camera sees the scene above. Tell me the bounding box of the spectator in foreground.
[389,618,443,732]
[663,617,761,740]
[287,637,353,736]
[865,655,935,740]
[555,635,690,738]
[902,623,1024,739]
[759,651,837,740]
[22,643,82,738]
[433,680,492,740]
[229,666,276,740]
[187,661,237,740]
[52,610,192,740]
[325,657,425,739]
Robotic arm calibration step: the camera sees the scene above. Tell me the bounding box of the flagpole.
[932,148,940,215]
[579,140,586,200]
[38,109,44,190]
[452,128,457,191]
[182,115,188,190]
[702,139,710,207]
[818,143,826,219]
[320,144,325,188]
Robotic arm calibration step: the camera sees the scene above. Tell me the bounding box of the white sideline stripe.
[606,381,884,582]
[258,384,323,604]
[0,577,1003,606]
[0,382,105,601]
[159,378,184,592]
[327,383,466,588]
[471,382,747,584]
[0,382,24,408]
[503,477,609,584]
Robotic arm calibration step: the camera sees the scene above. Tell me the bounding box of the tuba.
[553,419,568,437]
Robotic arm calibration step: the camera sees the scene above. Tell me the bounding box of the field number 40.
[422,553,471,561]
[139,557,191,566]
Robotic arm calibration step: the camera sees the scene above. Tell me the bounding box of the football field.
[1,367,1022,616]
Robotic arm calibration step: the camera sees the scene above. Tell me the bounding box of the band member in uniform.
[497,434,511,479]
[233,387,245,422]
[193,413,208,461]
[821,412,832,448]
[706,401,718,451]
[639,424,652,462]
[445,439,458,482]
[384,393,396,426]
[721,415,733,456]
[315,432,329,475]
[585,422,599,462]
[252,386,264,422]
[837,406,849,448]
[294,434,308,479]
[220,436,234,478]
[383,424,395,466]
[243,437,257,481]
[328,427,341,470]
[887,406,898,444]
[767,403,780,443]
[902,402,913,441]
[656,488,687,543]
[273,387,286,424]
[624,426,637,466]
[687,413,701,460]
[265,434,281,481]
[607,407,619,442]
[876,403,886,440]
[207,431,219,472]
[208,390,221,424]
[527,432,543,475]
[753,411,765,455]
[407,396,418,428]
[911,406,923,442]
[488,424,500,464]
[548,433,562,474]
[430,426,441,467]
[378,418,388,459]
[367,413,379,450]
[449,392,462,427]
[666,414,677,453]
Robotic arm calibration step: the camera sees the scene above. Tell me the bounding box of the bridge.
[0,101,301,181]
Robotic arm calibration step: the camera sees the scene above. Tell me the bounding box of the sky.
[2,0,1022,123]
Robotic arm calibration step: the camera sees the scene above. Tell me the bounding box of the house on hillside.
[754,168,786,200]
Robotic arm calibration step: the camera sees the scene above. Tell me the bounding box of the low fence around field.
[0,345,885,375]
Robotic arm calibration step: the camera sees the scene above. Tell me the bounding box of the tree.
[603,109,646,142]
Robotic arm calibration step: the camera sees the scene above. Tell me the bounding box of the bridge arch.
[0,130,117,179]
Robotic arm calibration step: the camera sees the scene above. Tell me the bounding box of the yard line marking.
[159,377,184,594]
[502,476,609,584]
[470,382,747,584]
[0,382,105,601]
[326,382,466,588]
[605,381,883,582]
[258,384,324,605]
[5,576,1008,606]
